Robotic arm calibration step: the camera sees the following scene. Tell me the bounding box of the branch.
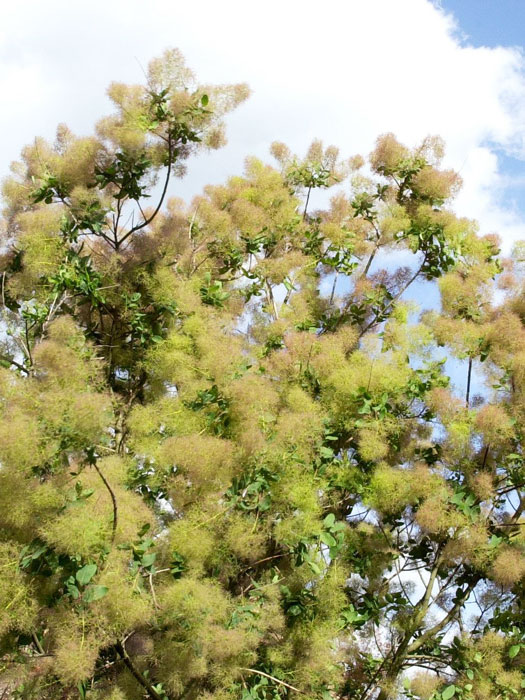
[358,256,427,338]
[240,668,304,694]
[240,552,285,573]
[265,281,279,320]
[367,549,443,700]
[406,581,477,655]
[303,185,312,220]
[329,271,339,304]
[0,354,29,374]
[412,550,443,626]
[510,494,525,524]
[113,197,123,247]
[466,356,473,408]
[117,139,173,249]
[363,248,377,277]
[148,572,159,609]
[92,461,118,543]
[23,319,33,368]
[115,641,167,700]
[32,630,45,655]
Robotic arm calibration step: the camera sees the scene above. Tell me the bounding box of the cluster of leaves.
[0,49,523,700]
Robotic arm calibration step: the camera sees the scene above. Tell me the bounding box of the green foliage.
[94,150,153,201]
[200,272,231,307]
[0,50,523,700]
[187,383,231,436]
[225,463,277,513]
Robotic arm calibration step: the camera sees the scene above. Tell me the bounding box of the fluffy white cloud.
[1,0,524,249]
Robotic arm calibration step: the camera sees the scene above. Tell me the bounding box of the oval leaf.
[442,685,456,700]
[141,553,157,568]
[320,531,337,547]
[323,513,336,528]
[83,585,108,603]
[307,560,321,575]
[76,563,97,586]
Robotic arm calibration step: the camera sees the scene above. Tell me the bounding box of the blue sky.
[441,0,525,224]
[441,0,525,49]
[427,1,525,398]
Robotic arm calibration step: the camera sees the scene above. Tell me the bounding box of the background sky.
[1,0,525,254]
[441,0,525,49]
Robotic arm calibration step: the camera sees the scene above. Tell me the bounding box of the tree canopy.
[0,49,523,700]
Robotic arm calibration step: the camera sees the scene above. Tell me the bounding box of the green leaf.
[76,564,97,586]
[287,604,302,616]
[450,492,465,506]
[83,585,108,603]
[320,532,337,548]
[141,553,157,568]
[201,94,209,106]
[509,644,521,659]
[67,584,80,599]
[138,523,151,537]
[441,685,456,700]
[488,535,503,549]
[320,446,334,459]
[307,560,321,575]
[323,513,336,528]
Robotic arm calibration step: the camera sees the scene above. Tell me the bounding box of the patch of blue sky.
[439,0,525,50]
[320,253,492,404]
[440,1,525,218]
[436,0,523,397]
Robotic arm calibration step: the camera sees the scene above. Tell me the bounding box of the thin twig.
[358,257,427,338]
[303,186,312,220]
[240,553,285,573]
[329,271,338,304]
[0,354,28,374]
[363,249,376,276]
[92,461,118,542]
[24,319,33,368]
[117,137,173,248]
[148,572,159,609]
[240,668,304,694]
[32,630,45,655]
[466,356,473,408]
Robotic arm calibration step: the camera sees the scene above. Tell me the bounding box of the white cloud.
[454,146,525,251]
[1,0,524,249]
